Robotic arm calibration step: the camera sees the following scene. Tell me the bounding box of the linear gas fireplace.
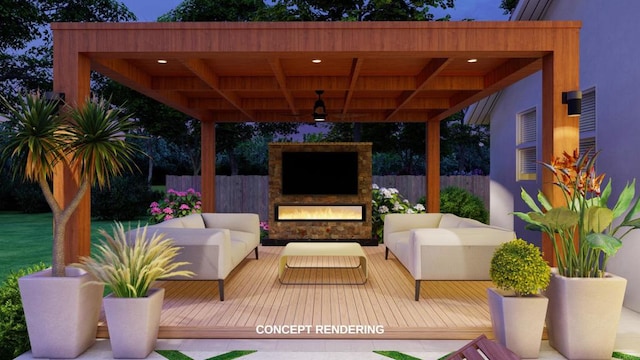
[268,142,373,244]
[275,204,365,221]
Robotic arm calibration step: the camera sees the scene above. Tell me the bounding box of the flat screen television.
[281,151,359,195]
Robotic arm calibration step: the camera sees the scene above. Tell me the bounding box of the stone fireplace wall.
[268,142,372,241]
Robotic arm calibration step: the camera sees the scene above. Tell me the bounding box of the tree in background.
[500,0,518,15]
[0,0,135,100]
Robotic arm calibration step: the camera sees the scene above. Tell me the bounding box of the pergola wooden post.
[52,36,92,263]
[51,21,581,264]
[426,120,441,212]
[201,119,216,212]
[540,38,581,263]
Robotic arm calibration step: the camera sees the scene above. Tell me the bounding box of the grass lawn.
[0,211,149,281]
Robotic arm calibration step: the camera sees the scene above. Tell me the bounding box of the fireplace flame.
[277,205,363,220]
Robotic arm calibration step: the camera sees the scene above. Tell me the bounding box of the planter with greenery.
[74,222,193,358]
[488,238,550,358]
[513,149,640,359]
[0,92,143,358]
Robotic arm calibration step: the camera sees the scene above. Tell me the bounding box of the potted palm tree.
[514,149,640,359]
[488,238,550,358]
[0,92,142,358]
[74,223,193,358]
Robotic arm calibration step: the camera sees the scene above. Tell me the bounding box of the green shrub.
[0,263,49,359]
[12,182,49,213]
[372,184,425,241]
[92,175,160,221]
[490,239,550,296]
[418,186,488,224]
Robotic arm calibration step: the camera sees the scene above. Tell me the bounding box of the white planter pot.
[487,287,548,359]
[104,287,165,359]
[545,269,627,359]
[18,267,104,358]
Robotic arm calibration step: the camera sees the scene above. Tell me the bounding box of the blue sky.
[119,0,509,22]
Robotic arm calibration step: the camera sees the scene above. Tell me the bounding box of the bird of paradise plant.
[513,149,640,277]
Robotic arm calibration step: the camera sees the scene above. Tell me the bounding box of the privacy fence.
[166,175,489,221]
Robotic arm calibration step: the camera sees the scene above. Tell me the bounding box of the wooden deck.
[97,245,496,340]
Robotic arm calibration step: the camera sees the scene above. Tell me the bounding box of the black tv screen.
[281,151,359,195]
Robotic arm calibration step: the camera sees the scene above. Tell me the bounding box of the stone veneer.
[268,142,372,241]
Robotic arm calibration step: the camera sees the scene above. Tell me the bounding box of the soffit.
[52,21,580,123]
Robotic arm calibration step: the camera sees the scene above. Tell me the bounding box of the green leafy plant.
[372,184,425,241]
[418,186,488,223]
[74,223,194,298]
[490,239,550,296]
[439,186,488,223]
[513,149,640,277]
[0,263,48,359]
[0,92,143,277]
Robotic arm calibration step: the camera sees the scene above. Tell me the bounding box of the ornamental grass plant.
[74,223,194,298]
[513,149,640,277]
[490,239,550,296]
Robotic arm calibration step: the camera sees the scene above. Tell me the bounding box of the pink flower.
[179,204,190,210]
[149,202,159,208]
[151,207,162,215]
[187,188,196,193]
[163,207,174,214]
[167,189,176,194]
[164,215,173,221]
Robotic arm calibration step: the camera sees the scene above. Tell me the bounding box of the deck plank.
[97,245,500,340]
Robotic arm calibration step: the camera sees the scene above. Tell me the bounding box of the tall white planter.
[18,267,104,358]
[545,269,627,359]
[487,288,548,359]
[104,287,165,359]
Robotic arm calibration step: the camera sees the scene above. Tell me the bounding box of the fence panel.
[166,175,488,221]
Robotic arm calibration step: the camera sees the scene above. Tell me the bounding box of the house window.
[517,108,537,181]
[580,88,596,156]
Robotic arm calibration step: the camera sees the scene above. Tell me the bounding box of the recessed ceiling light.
[157,59,168,64]
[467,58,478,63]
[311,59,322,64]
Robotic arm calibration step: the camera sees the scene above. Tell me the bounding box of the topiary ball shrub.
[490,239,550,296]
[0,263,49,359]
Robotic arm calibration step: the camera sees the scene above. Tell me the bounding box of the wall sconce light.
[313,90,327,122]
[562,90,582,117]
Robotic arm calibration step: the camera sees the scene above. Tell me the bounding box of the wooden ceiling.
[52,21,581,123]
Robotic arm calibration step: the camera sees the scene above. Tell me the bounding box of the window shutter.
[520,110,537,143]
[580,90,596,133]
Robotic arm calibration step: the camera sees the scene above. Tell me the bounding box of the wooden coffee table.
[278,242,368,285]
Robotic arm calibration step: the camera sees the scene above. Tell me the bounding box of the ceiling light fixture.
[313,90,327,122]
[467,58,478,63]
[157,59,168,64]
[311,59,322,64]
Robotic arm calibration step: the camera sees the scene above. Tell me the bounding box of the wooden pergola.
[52,21,581,263]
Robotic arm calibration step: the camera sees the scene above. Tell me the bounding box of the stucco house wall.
[479,0,640,311]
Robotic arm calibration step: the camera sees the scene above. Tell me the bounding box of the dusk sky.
[119,0,510,22]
